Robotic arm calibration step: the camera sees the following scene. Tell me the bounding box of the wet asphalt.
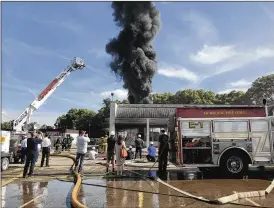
[2,167,274,208]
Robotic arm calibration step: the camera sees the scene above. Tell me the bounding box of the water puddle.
[2,167,274,208]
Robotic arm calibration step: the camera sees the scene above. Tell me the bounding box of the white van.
[1,131,12,171]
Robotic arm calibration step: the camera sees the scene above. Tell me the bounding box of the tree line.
[1,74,273,137]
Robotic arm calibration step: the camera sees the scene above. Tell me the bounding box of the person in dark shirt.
[62,136,68,151]
[55,136,61,152]
[23,132,42,178]
[158,129,170,172]
[135,134,144,159]
[106,131,116,173]
[126,146,134,160]
[67,135,73,151]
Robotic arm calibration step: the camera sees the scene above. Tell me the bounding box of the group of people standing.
[105,131,127,176]
[20,128,170,178]
[54,135,73,152]
[74,131,128,176]
[22,132,52,178]
[132,129,170,172]
[73,129,170,176]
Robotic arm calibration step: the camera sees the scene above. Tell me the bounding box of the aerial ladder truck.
[13,57,85,132]
[1,57,85,171]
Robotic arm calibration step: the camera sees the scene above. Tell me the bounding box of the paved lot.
[2,151,274,208]
[2,176,274,208]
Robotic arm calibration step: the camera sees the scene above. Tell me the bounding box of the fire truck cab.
[175,106,274,177]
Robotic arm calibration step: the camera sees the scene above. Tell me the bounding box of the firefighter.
[67,135,73,151]
[135,134,144,159]
[62,136,68,151]
[98,137,104,153]
[158,129,170,172]
[55,136,62,152]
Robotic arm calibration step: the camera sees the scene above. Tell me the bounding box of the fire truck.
[174,101,274,177]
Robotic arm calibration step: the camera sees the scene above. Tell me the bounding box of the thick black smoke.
[106,2,161,104]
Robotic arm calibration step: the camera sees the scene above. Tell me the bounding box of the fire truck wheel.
[1,158,9,171]
[221,151,248,178]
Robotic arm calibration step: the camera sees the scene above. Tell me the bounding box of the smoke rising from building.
[106,2,161,104]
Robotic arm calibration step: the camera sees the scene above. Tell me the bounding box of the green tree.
[1,120,14,130]
[92,98,129,136]
[172,89,217,104]
[151,93,174,104]
[55,109,96,131]
[40,124,48,129]
[28,122,39,131]
[244,74,274,105]
[216,90,246,105]
[40,124,54,129]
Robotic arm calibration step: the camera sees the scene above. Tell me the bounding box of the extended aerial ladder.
[12,57,86,133]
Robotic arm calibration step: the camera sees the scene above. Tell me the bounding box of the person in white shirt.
[88,147,98,160]
[20,136,27,164]
[75,130,90,173]
[41,134,52,167]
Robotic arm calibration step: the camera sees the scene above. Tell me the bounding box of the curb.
[125,163,159,168]
[124,162,175,169]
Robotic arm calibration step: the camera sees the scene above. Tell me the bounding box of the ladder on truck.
[12,57,86,133]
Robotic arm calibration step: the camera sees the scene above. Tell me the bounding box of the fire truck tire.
[1,158,9,171]
[220,151,249,178]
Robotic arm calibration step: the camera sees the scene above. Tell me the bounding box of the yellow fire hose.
[49,153,87,208]
[156,177,274,205]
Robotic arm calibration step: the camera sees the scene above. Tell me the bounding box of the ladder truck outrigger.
[1,57,85,171]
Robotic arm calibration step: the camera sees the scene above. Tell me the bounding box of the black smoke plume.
[106,2,161,104]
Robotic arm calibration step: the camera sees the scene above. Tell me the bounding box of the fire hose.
[57,173,274,208]
[49,153,87,208]
[52,142,274,208]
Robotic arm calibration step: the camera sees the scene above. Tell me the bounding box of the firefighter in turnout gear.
[98,137,104,153]
[55,136,62,153]
[66,135,73,151]
[62,136,68,151]
[158,129,170,172]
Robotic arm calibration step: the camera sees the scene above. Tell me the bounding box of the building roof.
[116,107,176,118]
[115,104,264,119]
